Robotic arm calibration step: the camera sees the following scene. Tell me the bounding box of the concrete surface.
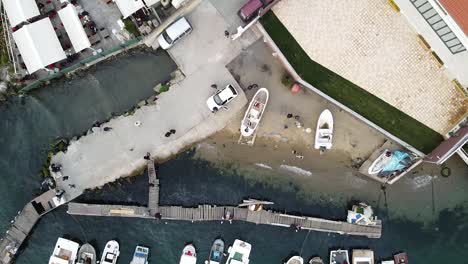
[273,0,467,134]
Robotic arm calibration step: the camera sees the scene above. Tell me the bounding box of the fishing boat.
[314,109,334,153]
[329,249,349,264]
[76,243,97,264]
[100,240,120,264]
[352,249,374,264]
[207,238,224,264]
[180,244,197,264]
[309,257,324,264]
[130,246,149,264]
[347,203,378,226]
[240,88,269,137]
[286,256,304,264]
[368,149,392,175]
[48,237,79,264]
[226,239,251,264]
[393,252,408,264]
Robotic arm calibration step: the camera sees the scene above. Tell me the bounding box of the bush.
[123,18,140,37]
[281,73,294,88]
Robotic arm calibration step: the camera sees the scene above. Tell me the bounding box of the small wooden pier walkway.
[0,190,61,264]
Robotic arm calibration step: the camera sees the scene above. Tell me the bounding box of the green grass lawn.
[260,12,443,154]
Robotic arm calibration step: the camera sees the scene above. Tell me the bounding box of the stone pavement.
[273,0,467,134]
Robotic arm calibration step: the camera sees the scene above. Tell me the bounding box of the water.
[0,49,467,264]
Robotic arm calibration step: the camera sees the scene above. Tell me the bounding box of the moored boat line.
[286,255,304,264]
[130,245,150,264]
[180,244,197,264]
[100,240,120,264]
[206,238,224,264]
[48,237,79,264]
[76,243,97,264]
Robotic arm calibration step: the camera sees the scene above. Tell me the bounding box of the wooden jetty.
[147,159,159,216]
[0,190,62,264]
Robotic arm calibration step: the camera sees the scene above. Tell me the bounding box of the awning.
[12,18,66,74]
[143,0,160,7]
[58,4,91,53]
[113,0,145,18]
[1,0,40,27]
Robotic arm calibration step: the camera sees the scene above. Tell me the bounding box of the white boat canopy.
[58,4,91,53]
[180,255,197,264]
[1,0,40,27]
[113,0,145,18]
[143,0,160,7]
[12,18,66,74]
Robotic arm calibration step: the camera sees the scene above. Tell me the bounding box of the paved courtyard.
[273,0,467,134]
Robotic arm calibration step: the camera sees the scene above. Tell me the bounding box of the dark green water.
[0,49,467,264]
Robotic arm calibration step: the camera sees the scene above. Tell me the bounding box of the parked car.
[238,0,274,22]
[206,84,238,112]
[157,17,192,49]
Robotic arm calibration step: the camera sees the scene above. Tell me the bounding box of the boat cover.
[381,150,410,172]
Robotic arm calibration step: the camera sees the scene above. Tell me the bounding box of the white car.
[206,84,238,112]
[157,17,192,50]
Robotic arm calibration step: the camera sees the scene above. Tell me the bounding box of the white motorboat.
[100,240,120,264]
[48,237,79,264]
[347,203,378,226]
[309,257,324,264]
[226,239,251,264]
[329,249,349,264]
[130,245,149,264]
[76,243,96,264]
[207,238,224,264]
[352,249,374,264]
[286,256,304,264]
[314,109,334,153]
[368,149,392,175]
[240,88,269,137]
[180,244,197,264]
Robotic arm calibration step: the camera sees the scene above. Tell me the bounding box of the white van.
[157,17,192,50]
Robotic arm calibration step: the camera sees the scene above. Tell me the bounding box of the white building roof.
[1,0,40,27]
[143,0,160,7]
[58,4,91,53]
[12,18,66,74]
[114,0,145,18]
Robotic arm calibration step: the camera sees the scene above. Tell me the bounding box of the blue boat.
[130,246,149,264]
[208,239,224,264]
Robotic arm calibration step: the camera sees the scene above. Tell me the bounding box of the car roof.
[218,87,235,101]
[240,0,263,15]
[166,17,191,39]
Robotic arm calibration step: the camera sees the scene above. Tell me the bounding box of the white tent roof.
[1,0,40,27]
[114,0,145,18]
[12,18,66,74]
[58,4,91,53]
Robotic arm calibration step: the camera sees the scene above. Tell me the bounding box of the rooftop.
[438,0,468,35]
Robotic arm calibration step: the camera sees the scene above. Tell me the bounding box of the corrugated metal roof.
[438,0,468,35]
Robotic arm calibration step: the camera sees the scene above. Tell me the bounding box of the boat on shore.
[240,88,269,137]
[393,252,408,263]
[352,249,374,264]
[314,109,334,153]
[100,240,120,264]
[130,245,149,264]
[286,256,304,264]
[226,239,251,264]
[48,237,79,264]
[76,243,96,264]
[329,249,349,264]
[207,238,224,264]
[368,149,392,175]
[180,244,197,264]
[309,257,324,264]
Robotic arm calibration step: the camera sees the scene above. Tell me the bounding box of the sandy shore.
[193,39,468,223]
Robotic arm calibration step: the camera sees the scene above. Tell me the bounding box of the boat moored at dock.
[329,249,349,264]
[309,257,324,264]
[207,238,224,264]
[76,243,96,264]
[352,249,374,264]
[226,239,251,264]
[48,237,79,264]
[180,244,197,264]
[130,245,149,264]
[347,203,379,226]
[393,252,408,263]
[100,240,120,264]
[286,256,304,264]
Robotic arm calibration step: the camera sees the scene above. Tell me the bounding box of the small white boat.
[76,243,96,264]
[240,88,269,137]
[314,109,334,153]
[48,237,79,264]
[309,257,324,264]
[368,149,392,175]
[352,249,374,264]
[329,249,349,264]
[180,244,197,264]
[100,240,120,264]
[286,256,304,264]
[130,245,149,264]
[207,238,224,264]
[226,239,251,264]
